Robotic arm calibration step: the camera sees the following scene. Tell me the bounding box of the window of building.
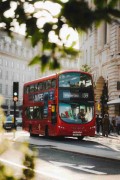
[5,60,8,67]
[17,74,19,81]
[6,99,9,106]
[0,84,2,94]
[5,71,8,80]
[104,22,107,45]
[22,75,25,82]
[11,72,14,81]
[90,46,92,64]
[23,65,25,70]
[17,63,19,69]
[5,84,8,95]
[0,68,2,79]
[0,58,3,65]
[11,62,14,68]
[11,85,13,96]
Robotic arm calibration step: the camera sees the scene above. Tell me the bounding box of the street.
[0,129,120,179]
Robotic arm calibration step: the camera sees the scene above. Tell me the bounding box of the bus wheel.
[77,136,84,140]
[45,126,49,138]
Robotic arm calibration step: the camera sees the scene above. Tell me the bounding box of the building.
[79,1,120,117]
[0,30,40,116]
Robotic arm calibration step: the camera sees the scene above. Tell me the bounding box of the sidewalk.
[86,133,120,151]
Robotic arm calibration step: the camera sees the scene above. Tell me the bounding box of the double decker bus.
[22,70,95,140]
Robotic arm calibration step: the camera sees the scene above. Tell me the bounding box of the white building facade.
[0,31,40,116]
[79,5,120,117]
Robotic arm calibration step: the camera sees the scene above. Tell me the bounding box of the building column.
[108,61,119,117]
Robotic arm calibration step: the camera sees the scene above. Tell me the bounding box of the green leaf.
[49,57,61,70]
[40,54,50,72]
[94,0,107,8]
[28,56,40,66]
[108,0,118,8]
[63,46,79,56]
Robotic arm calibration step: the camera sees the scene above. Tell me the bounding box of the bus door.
[51,104,57,124]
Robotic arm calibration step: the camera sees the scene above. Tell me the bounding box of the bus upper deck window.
[30,84,35,93]
[26,86,30,94]
[34,84,38,92]
[43,81,47,90]
[46,80,51,89]
[38,83,43,91]
[51,79,56,88]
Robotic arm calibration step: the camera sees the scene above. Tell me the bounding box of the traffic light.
[13,82,19,102]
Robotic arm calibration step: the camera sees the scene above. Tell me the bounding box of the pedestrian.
[111,117,116,133]
[102,114,110,137]
[116,115,120,135]
[99,114,103,133]
[96,114,101,134]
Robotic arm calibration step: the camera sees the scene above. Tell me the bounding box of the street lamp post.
[13,82,19,129]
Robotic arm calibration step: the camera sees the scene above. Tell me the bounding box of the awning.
[107,98,120,105]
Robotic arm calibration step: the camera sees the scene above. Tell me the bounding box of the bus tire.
[77,136,84,140]
[45,126,49,138]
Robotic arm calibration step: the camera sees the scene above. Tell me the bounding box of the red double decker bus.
[22,70,95,140]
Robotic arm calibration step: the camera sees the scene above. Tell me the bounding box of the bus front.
[58,71,95,139]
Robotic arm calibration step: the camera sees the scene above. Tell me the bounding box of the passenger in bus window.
[80,82,85,88]
[51,79,56,88]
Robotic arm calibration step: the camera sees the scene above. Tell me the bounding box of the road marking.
[50,161,107,175]
[0,158,61,180]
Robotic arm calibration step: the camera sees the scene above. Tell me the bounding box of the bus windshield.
[59,72,94,124]
[59,102,94,124]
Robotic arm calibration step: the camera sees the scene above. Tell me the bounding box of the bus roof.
[24,70,91,86]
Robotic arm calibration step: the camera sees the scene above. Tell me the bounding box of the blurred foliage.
[0,97,36,179]
[0,130,36,180]
[0,0,120,70]
[80,64,91,73]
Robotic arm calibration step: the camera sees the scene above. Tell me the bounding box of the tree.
[80,64,91,73]
[0,0,120,70]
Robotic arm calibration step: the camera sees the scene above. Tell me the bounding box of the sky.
[3,0,79,49]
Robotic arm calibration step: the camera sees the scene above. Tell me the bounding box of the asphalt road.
[27,136,120,179]
[1,130,120,179]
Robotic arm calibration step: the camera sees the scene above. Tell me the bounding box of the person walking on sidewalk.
[102,114,110,137]
[96,114,101,134]
[111,117,116,133]
[116,115,120,135]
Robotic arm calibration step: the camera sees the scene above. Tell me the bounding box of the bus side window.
[46,80,51,89]
[24,86,27,94]
[51,79,56,88]
[33,106,42,119]
[43,81,47,90]
[30,84,35,93]
[26,86,30,94]
[38,82,43,91]
[25,107,30,119]
[29,107,34,119]
[34,83,38,92]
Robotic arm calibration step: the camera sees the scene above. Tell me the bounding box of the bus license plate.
[73,132,82,136]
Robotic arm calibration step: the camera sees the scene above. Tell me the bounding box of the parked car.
[3,115,14,131]
[16,117,22,127]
